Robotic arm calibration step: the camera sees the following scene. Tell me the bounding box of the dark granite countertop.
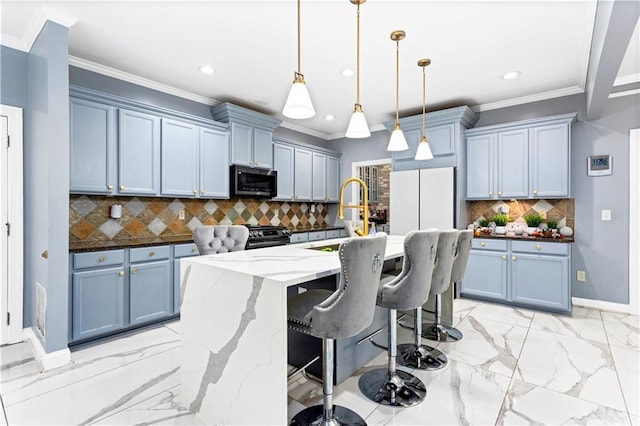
[473,233,574,243]
[70,235,194,253]
[289,224,345,234]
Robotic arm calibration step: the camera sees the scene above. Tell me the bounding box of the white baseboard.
[22,327,71,371]
[572,297,632,314]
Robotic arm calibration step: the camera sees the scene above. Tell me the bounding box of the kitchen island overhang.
[179,236,407,425]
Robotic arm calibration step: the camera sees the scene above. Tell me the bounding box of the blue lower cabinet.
[510,253,570,313]
[129,260,172,325]
[173,243,199,314]
[72,266,125,341]
[461,250,508,301]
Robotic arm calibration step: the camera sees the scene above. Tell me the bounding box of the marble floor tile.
[453,297,479,324]
[631,413,640,426]
[498,378,631,425]
[93,386,204,425]
[602,311,640,350]
[515,328,627,411]
[435,315,529,377]
[365,359,510,425]
[530,306,608,344]
[4,347,180,425]
[610,344,640,373]
[0,342,41,384]
[610,344,640,415]
[465,301,535,328]
[2,326,179,407]
[163,320,181,336]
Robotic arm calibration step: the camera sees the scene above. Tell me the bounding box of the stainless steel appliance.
[230,165,277,198]
[244,225,291,249]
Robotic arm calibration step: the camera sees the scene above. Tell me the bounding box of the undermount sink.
[306,243,341,252]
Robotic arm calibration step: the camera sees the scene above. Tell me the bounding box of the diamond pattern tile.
[186,217,203,231]
[99,220,123,239]
[71,220,97,240]
[204,200,218,215]
[148,218,167,236]
[168,200,186,214]
[71,196,97,217]
[125,198,146,217]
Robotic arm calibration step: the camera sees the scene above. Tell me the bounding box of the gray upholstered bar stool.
[288,233,387,426]
[193,225,249,254]
[358,229,439,407]
[422,229,473,342]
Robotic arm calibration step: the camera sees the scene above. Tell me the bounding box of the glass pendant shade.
[346,105,371,138]
[283,74,315,119]
[414,137,434,160]
[387,123,409,151]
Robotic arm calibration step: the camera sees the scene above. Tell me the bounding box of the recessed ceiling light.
[502,71,521,80]
[325,114,335,121]
[199,65,215,75]
[340,68,355,77]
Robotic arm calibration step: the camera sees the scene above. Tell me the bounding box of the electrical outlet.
[601,209,612,221]
[273,208,279,217]
[311,204,316,213]
[577,270,586,282]
[178,209,185,220]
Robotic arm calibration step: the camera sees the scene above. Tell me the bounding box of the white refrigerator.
[389,167,455,235]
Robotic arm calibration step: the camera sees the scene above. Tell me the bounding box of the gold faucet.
[338,177,369,236]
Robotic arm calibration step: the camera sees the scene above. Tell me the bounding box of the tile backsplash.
[69,195,329,242]
[467,199,575,230]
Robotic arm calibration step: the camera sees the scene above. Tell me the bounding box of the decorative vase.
[495,226,506,235]
[559,226,573,237]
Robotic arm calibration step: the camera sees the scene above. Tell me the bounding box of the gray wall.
[0,46,29,108]
[25,21,70,352]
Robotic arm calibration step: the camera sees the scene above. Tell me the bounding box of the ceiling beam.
[585,0,640,120]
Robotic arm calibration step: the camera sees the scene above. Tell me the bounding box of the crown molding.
[614,73,640,86]
[0,35,28,52]
[471,85,584,113]
[279,121,330,140]
[609,89,640,99]
[69,56,219,107]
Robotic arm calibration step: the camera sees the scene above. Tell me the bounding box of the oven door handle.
[245,239,290,249]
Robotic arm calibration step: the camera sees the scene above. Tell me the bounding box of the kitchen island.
[179,236,409,425]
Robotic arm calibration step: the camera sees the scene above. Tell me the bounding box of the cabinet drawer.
[290,233,308,244]
[325,230,340,239]
[308,231,326,241]
[472,239,507,251]
[130,245,170,262]
[74,250,125,269]
[511,241,570,256]
[174,243,199,258]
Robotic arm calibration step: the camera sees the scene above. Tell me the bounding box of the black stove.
[244,225,291,250]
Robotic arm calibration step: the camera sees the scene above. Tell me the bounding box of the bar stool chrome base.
[358,369,426,407]
[422,322,463,342]
[290,405,366,426]
[397,343,447,370]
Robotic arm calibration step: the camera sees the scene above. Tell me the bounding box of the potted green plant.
[492,213,509,234]
[479,219,490,228]
[524,213,543,234]
[546,219,558,230]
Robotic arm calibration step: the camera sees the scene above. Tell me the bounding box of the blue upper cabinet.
[211,102,282,170]
[161,118,198,197]
[383,106,478,172]
[294,148,313,201]
[70,97,117,194]
[466,113,576,199]
[118,109,161,195]
[312,152,327,201]
[273,142,295,200]
[199,127,229,198]
[326,155,340,202]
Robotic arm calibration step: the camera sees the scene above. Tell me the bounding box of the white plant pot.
[495,226,506,235]
[526,227,538,235]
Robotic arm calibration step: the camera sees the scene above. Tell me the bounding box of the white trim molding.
[471,85,585,113]
[23,327,71,371]
[614,73,640,87]
[629,128,639,316]
[572,297,631,315]
[3,4,78,52]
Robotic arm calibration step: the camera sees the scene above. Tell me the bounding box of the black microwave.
[230,165,278,198]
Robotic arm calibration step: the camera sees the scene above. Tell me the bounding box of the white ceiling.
[1,1,638,139]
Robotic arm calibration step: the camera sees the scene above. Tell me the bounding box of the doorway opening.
[350,158,391,229]
[1,104,24,345]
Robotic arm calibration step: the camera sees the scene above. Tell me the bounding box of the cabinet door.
[230,122,253,166]
[70,98,116,194]
[161,119,198,197]
[173,259,181,314]
[200,127,229,198]
[466,134,495,199]
[460,250,508,301]
[273,143,294,200]
[72,267,125,341]
[118,109,160,195]
[530,123,570,198]
[130,260,172,325]
[326,156,340,202]
[510,253,570,312]
[427,123,455,157]
[312,152,327,201]
[294,148,313,200]
[497,129,528,198]
[253,128,273,169]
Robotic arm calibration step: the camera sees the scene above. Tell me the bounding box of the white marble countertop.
[183,234,406,288]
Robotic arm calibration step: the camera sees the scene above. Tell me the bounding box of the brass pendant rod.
[422,65,426,139]
[356,1,361,105]
[395,38,400,125]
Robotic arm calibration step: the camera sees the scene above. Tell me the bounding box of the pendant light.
[414,58,434,160]
[386,30,409,151]
[282,0,315,119]
[345,0,370,138]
